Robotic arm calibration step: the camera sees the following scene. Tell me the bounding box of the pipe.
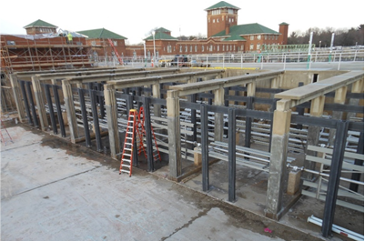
[307,215,364,241]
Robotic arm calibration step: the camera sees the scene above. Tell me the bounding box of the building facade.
[77,28,127,61]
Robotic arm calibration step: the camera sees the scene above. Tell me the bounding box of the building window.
[202,45,204,52]
[217,19,219,23]
[113,41,118,46]
[223,45,225,51]
[91,41,96,46]
[230,45,232,51]
[257,35,261,40]
[167,45,172,53]
[217,45,219,51]
[209,45,213,51]
[250,35,254,40]
[250,44,254,50]
[257,44,260,50]
[276,36,278,40]
[211,9,221,15]
[233,45,235,51]
[195,45,197,52]
[228,9,233,14]
[173,46,176,52]
[185,45,188,52]
[213,19,215,23]
[241,45,244,51]
[180,46,182,52]
[190,46,192,52]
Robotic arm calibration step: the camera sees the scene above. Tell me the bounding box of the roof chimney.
[225,25,230,35]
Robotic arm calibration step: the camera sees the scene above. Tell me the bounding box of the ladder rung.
[120,170,130,174]
[121,164,131,168]
[123,153,131,157]
[122,158,131,162]
[124,148,132,151]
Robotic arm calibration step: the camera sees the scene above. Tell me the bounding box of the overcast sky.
[0,0,363,45]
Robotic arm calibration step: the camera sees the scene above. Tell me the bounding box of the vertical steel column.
[322,121,349,238]
[245,97,253,148]
[25,81,39,128]
[224,88,229,107]
[143,97,154,172]
[234,90,239,105]
[197,78,203,102]
[89,88,102,152]
[228,108,236,202]
[45,85,58,134]
[159,84,164,99]
[20,81,33,125]
[200,104,209,192]
[191,94,197,142]
[136,87,142,110]
[97,83,105,119]
[349,131,364,192]
[126,94,133,112]
[53,86,66,137]
[208,91,213,105]
[78,89,91,147]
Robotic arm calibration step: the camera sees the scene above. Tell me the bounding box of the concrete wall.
[280,70,347,89]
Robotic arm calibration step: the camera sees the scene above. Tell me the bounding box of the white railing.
[92,49,364,70]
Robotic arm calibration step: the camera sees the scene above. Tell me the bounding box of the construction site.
[1,4,364,241]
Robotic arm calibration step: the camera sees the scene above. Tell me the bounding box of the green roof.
[205,1,240,10]
[77,28,127,39]
[145,31,177,40]
[24,19,57,29]
[155,27,171,33]
[213,23,279,39]
[223,35,246,41]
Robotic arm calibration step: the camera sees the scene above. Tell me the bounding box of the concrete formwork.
[7,67,364,238]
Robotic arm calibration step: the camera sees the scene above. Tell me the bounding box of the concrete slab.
[0,124,357,241]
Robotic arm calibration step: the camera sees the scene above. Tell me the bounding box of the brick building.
[77,28,127,61]
[24,19,58,35]
[1,19,92,76]
[138,1,289,58]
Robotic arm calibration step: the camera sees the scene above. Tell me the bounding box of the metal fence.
[93,49,364,70]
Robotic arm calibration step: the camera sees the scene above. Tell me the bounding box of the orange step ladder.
[107,39,124,65]
[137,106,161,162]
[119,109,137,176]
[0,119,13,145]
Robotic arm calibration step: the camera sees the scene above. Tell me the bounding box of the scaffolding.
[0,34,94,83]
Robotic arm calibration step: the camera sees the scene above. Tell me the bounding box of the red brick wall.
[279,24,289,45]
[207,9,238,38]
[85,38,126,57]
